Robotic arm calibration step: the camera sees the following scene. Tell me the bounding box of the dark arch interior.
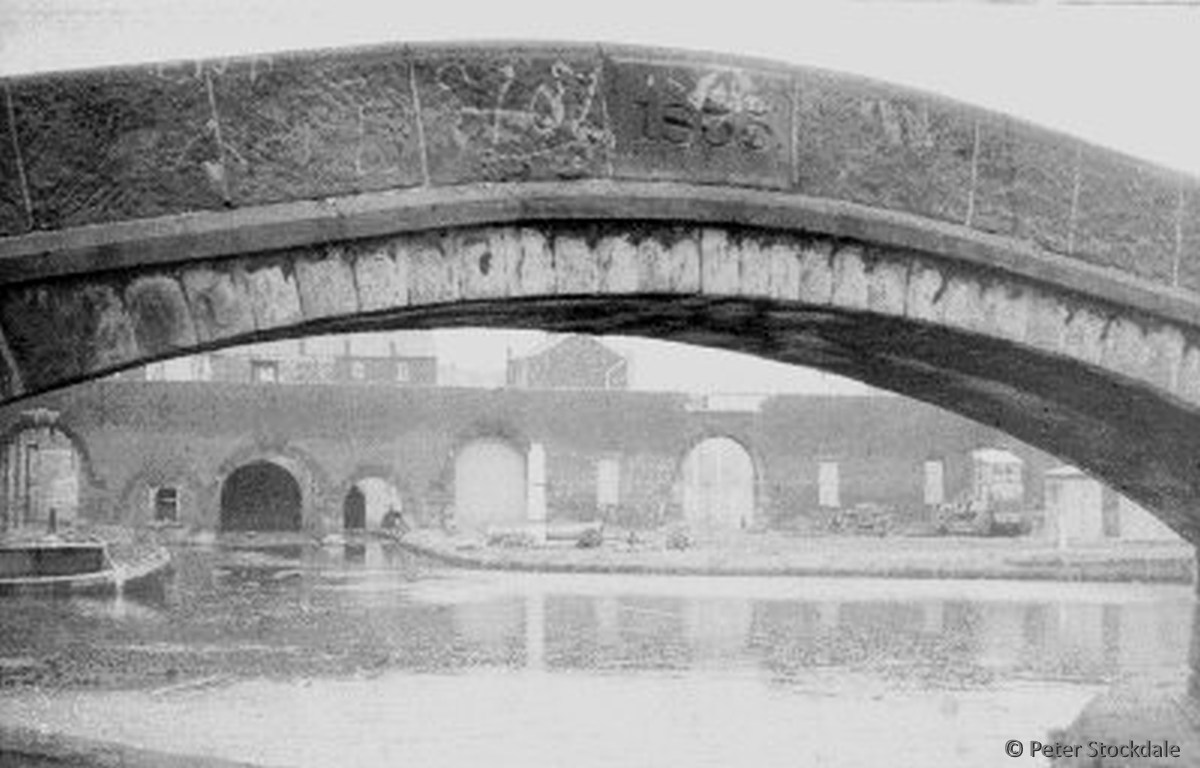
[220,461,302,532]
[343,486,366,530]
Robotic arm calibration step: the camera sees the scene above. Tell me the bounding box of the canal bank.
[392,530,1198,584]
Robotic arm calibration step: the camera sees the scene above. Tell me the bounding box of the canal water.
[0,541,1196,767]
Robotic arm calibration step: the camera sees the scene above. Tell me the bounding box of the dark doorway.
[343,486,366,530]
[219,461,302,531]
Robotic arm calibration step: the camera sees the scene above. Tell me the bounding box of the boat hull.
[0,543,172,596]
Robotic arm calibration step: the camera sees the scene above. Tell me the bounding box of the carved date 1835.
[633,75,774,152]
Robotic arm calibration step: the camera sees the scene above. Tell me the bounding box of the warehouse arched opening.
[0,411,86,532]
[219,461,302,532]
[679,436,757,532]
[453,437,528,534]
[342,477,404,531]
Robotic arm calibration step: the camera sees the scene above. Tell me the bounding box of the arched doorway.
[2,411,83,532]
[342,477,403,530]
[220,461,302,532]
[343,486,366,530]
[680,437,755,531]
[454,438,526,533]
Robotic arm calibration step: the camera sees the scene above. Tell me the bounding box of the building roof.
[970,448,1024,465]
[509,334,622,362]
[1045,464,1088,478]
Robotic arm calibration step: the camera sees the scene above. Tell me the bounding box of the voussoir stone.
[246,263,303,330]
[182,266,255,342]
[296,249,359,319]
[125,275,198,353]
[701,229,740,297]
[514,229,555,297]
[831,246,869,311]
[353,241,409,312]
[599,235,640,294]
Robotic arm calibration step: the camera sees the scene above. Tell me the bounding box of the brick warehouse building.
[0,379,1059,536]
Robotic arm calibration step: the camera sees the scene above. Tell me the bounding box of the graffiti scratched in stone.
[420,56,611,182]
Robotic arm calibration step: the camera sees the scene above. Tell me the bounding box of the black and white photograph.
[0,1,1198,766]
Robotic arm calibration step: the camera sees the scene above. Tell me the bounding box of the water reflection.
[0,541,1197,766]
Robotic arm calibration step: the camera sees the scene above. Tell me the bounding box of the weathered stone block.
[940,276,986,336]
[0,282,139,391]
[1100,317,1150,382]
[182,266,255,343]
[796,241,834,306]
[1143,325,1184,393]
[555,235,601,294]
[246,263,303,330]
[638,233,700,293]
[1179,184,1200,292]
[408,242,460,305]
[972,117,1076,254]
[794,72,974,225]
[0,327,23,399]
[905,263,945,323]
[599,235,639,294]
[0,90,28,236]
[866,257,907,316]
[1072,149,1177,283]
[514,228,555,296]
[457,229,516,299]
[125,276,198,353]
[1024,293,1068,357]
[738,238,771,298]
[352,240,409,311]
[1176,345,1200,406]
[1062,307,1107,366]
[212,50,423,205]
[830,246,869,310]
[606,55,791,188]
[980,283,1029,343]
[701,229,740,296]
[295,249,358,319]
[415,46,611,184]
[767,243,800,301]
[10,64,226,229]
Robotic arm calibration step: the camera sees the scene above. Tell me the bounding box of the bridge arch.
[2,42,1200,540]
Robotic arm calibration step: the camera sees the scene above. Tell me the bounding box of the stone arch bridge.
[1,42,1199,540]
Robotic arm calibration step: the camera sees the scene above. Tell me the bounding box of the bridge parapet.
[0,42,1193,291]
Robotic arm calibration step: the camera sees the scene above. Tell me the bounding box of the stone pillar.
[527,442,547,543]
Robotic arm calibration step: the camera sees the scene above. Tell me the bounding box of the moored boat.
[0,535,172,595]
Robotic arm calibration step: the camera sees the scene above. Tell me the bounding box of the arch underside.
[3,215,1200,541]
[308,292,1200,542]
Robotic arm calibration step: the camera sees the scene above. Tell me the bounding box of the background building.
[506,335,629,390]
[128,331,439,387]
